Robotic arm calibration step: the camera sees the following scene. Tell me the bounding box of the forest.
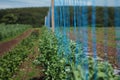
[0,7,117,27]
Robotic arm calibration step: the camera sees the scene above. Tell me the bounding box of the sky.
[0,0,120,9]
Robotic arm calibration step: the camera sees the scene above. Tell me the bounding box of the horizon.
[0,6,119,10]
[0,0,120,9]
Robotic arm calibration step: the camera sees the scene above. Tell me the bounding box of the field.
[0,24,31,43]
[0,24,42,80]
[0,1,120,79]
[69,27,118,67]
[0,24,120,80]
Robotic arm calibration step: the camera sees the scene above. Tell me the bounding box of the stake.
[51,0,55,32]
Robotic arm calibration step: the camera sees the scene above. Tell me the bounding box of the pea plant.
[34,27,120,80]
[34,28,67,80]
[0,31,36,80]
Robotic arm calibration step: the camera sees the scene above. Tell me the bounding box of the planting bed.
[0,29,39,80]
[68,27,119,68]
[0,24,31,42]
[0,29,33,56]
[33,27,120,80]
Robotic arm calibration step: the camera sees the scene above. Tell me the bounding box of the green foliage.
[0,7,117,27]
[33,27,120,80]
[1,14,18,24]
[70,57,119,80]
[0,24,31,41]
[56,6,117,27]
[0,7,48,27]
[33,27,67,80]
[0,32,36,80]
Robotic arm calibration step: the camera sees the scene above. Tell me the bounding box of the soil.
[12,29,44,80]
[12,46,44,80]
[68,32,118,68]
[0,29,33,56]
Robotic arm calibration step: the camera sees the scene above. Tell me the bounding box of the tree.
[1,14,18,24]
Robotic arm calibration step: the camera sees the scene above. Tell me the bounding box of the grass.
[0,28,31,44]
[89,27,116,48]
[55,26,117,48]
[67,26,119,67]
[0,24,31,43]
[69,26,117,48]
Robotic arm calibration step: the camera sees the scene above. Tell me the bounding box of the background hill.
[0,7,117,27]
[0,7,49,27]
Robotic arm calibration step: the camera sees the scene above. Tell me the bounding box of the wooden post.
[51,0,55,32]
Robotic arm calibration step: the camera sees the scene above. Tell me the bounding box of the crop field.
[0,24,41,80]
[68,27,118,67]
[69,27,116,47]
[0,0,120,79]
[0,24,31,42]
[33,27,120,80]
[0,24,120,80]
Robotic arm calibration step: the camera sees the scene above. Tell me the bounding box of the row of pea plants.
[34,27,120,80]
[0,24,31,41]
[0,31,37,80]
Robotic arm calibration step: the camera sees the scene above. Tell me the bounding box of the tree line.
[55,6,116,27]
[0,7,48,27]
[0,6,118,27]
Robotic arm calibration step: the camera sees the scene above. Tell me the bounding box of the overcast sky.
[0,0,120,9]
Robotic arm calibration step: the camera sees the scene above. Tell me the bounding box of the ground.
[0,29,33,56]
[68,27,118,68]
[0,28,44,80]
[0,27,119,79]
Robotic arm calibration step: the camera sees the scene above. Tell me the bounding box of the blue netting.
[44,0,120,79]
[114,0,120,68]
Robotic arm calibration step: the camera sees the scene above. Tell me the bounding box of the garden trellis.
[45,0,120,79]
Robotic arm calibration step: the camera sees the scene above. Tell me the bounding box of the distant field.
[68,27,116,47]
[68,27,119,67]
[89,27,116,48]
[0,24,31,42]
